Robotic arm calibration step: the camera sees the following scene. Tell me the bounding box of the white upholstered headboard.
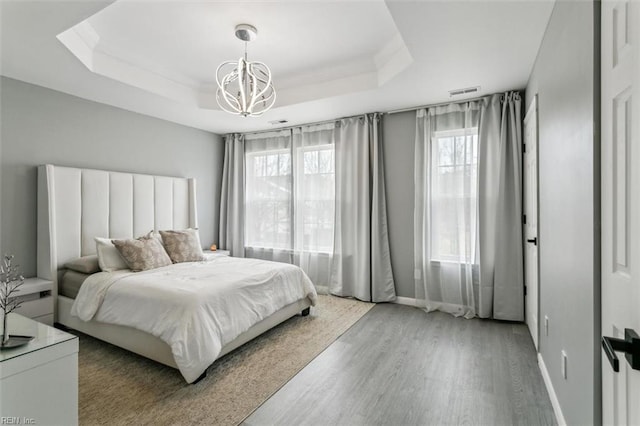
[37,165,197,318]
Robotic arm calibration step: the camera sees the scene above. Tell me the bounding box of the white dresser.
[0,314,78,425]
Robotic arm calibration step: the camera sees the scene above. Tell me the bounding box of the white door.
[524,96,539,350]
[601,1,640,424]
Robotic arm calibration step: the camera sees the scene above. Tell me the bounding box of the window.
[245,142,335,254]
[245,149,292,249]
[430,128,478,263]
[295,145,335,253]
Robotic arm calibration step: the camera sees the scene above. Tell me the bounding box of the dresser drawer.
[14,296,53,319]
[0,315,78,425]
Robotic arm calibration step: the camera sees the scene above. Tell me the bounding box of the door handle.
[527,237,537,245]
[602,328,640,372]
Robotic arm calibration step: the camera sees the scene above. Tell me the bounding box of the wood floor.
[244,303,556,426]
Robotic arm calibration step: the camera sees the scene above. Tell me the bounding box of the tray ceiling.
[0,0,555,134]
[57,0,412,110]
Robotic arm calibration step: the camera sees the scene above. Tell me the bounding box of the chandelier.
[216,24,276,117]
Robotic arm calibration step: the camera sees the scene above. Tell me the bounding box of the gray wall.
[525,1,600,424]
[0,77,225,277]
[382,111,416,298]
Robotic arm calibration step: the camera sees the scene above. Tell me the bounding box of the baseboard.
[393,296,418,307]
[538,353,567,426]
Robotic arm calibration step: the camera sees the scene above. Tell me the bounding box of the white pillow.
[95,237,129,272]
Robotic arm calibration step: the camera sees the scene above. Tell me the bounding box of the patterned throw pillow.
[159,229,205,263]
[112,234,172,272]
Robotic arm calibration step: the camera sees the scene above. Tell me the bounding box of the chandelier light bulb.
[216,24,276,117]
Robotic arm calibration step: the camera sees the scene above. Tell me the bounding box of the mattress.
[60,270,91,299]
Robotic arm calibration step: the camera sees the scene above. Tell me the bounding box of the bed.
[37,165,316,383]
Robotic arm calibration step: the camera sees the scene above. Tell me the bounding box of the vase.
[2,311,8,345]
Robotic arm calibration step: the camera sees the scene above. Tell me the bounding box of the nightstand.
[0,313,78,425]
[203,249,231,258]
[10,278,54,325]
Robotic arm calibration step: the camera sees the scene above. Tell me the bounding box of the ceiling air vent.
[268,119,288,125]
[449,86,480,97]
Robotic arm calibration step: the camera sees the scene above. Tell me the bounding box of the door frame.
[524,94,540,350]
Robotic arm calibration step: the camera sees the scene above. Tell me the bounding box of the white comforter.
[71,256,317,383]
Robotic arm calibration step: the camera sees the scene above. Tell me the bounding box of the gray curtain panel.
[219,134,245,257]
[330,113,397,302]
[479,93,524,320]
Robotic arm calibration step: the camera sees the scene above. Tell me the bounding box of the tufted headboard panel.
[37,165,197,318]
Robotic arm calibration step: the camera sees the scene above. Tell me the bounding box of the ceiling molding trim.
[277,70,379,107]
[374,33,413,86]
[56,21,98,71]
[57,22,205,107]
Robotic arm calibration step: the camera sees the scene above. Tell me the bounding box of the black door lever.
[602,328,640,372]
[527,237,537,245]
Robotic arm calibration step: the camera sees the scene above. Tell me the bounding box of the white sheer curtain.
[414,93,524,320]
[414,104,481,318]
[243,125,335,290]
[244,130,293,263]
[330,114,396,302]
[292,124,335,291]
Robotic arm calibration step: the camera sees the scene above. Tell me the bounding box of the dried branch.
[0,255,25,316]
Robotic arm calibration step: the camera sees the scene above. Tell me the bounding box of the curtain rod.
[385,94,490,115]
[386,90,523,115]
[239,90,521,137]
[241,116,343,137]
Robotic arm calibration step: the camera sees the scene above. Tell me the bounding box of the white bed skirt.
[57,295,311,370]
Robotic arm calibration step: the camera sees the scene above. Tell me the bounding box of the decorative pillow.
[159,229,205,263]
[95,237,129,272]
[146,230,162,242]
[111,235,172,272]
[64,255,100,274]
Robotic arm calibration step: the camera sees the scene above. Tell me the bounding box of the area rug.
[76,295,373,425]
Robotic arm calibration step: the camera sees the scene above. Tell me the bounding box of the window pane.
[266,154,278,176]
[431,129,479,263]
[246,140,335,255]
[455,136,467,165]
[254,156,265,177]
[304,151,319,174]
[438,137,455,166]
[296,144,335,253]
[279,153,291,176]
[319,149,334,173]
[245,150,292,250]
